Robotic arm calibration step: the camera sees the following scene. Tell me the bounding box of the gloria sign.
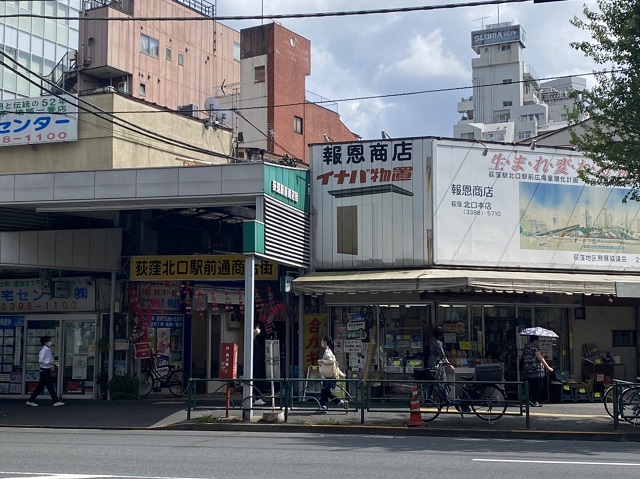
[0,95,79,146]
[311,139,429,269]
[433,140,640,272]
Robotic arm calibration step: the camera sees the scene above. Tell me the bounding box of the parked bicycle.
[415,361,508,422]
[138,354,189,397]
[602,380,640,425]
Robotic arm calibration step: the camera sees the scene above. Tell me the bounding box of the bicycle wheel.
[602,386,614,419]
[139,370,153,397]
[619,386,640,426]
[167,369,189,396]
[417,385,441,422]
[471,384,507,421]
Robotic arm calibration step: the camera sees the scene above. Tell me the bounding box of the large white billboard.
[433,140,640,272]
[0,94,78,147]
[311,139,430,269]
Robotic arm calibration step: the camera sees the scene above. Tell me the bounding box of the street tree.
[568,0,640,201]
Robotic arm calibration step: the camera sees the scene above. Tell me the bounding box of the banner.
[302,314,327,373]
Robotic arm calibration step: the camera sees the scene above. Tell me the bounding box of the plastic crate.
[573,386,593,403]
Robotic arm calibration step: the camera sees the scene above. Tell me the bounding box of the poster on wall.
[310,139,429,269]
[433,141,640,272]
[72,355,88,380]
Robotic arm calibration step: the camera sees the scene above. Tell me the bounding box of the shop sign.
[264,163,308,212]
[343,339,363,353]
[0,277,95,312]
[346,320,367,340]
[141,282,182,311]
[130,255,278,281]
[0,94,79,147]
[0,316,24,328]
[134,342,151,359]
[303,314,327,372]
[433,141,640,272]
[311,139,429,269]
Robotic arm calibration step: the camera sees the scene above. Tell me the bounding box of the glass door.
[62,321,96,398]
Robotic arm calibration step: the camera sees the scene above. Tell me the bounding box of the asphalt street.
[0,429,639,479]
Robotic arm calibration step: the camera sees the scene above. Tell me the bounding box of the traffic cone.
[405,386,426,427]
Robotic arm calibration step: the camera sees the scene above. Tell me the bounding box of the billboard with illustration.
[433,140,640,272]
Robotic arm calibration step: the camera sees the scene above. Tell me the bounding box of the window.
[166,48,172,61]
[254,65,265,83]
[337,206,358,255]
[502,101,512,107]
[502,79,512,84]
[140,34,159,58]
[233,42,240,61]
[612,330,636,347]
[497,114,510,122]
[461,132,475,140]
[294,116,303,134]
[139,82,146,96]
[517,131,532,140]
[499,45,511,51]
[178,52,184,66]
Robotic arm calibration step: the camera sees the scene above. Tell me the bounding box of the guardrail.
[610,379,640,430]
[187,377,531,427]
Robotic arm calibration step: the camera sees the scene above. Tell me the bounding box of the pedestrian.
[522,335,554,407]
[317,336,348,411]
[253,322,267,406]
[26,336,65,407]
[426,326,454,382]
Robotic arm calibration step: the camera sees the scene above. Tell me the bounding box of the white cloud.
[377,29,469,81]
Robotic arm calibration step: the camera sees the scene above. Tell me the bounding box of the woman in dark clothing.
[522,335,554,407]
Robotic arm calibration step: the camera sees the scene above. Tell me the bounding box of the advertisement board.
[0,94,79,146]
[311,139,429,269]
[433,141,640,272]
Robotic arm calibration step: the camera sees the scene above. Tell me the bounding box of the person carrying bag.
[317,336,348,411]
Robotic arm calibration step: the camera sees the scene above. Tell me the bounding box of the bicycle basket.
[475,364,503,381]
[413,368,436,381]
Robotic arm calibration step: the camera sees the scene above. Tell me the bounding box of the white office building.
[0,0,80,100]
[453,22,586,142]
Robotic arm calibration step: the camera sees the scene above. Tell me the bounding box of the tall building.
[0,0,81,100]
[453,22,587,142]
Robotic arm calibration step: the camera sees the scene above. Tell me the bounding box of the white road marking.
[1,474,211,479]
[473,459,640,467]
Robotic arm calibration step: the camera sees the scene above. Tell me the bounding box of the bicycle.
[415,361,508,422]
[138,354,190,397]
[602,381,640,424]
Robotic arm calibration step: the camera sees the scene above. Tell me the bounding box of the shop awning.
[292,269,640,297]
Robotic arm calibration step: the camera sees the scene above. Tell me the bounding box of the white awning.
[292,269,640,297]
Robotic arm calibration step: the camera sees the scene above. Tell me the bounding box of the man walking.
[26,336,65,407]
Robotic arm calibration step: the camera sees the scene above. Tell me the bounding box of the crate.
[572,385,593,403]
[475,363,503,382]
[550,383,574,403]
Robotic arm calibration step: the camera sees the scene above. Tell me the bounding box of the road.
[0,428,639,479]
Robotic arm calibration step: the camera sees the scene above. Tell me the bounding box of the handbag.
[319,360,341,379]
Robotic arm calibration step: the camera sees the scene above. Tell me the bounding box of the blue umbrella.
[520,327,559,338]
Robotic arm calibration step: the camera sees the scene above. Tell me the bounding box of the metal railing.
[187,377,530,426]
[85,0,134,16]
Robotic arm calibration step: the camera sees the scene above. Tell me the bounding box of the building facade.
[295,137,640,401]
[453,22,587,143]
[0,0,81,100]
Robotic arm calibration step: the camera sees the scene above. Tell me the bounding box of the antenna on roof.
[474,16,491,28]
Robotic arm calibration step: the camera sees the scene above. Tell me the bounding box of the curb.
[162,421,640,442]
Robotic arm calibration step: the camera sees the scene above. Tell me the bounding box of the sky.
[216,0,599,142]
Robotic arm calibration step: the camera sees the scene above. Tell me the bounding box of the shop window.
[337,205,357,255]
[254,65,265,83]
[294,115,303,134]
[612,330,636,347]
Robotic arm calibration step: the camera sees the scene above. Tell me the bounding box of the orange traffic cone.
[405,386,426,427]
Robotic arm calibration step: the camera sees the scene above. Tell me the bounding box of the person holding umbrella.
[522,334,554,407]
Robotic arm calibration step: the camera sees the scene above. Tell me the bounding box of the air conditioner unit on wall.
[117,81,127,93]
[177,104,199,118]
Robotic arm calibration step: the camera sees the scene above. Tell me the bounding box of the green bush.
[108,375,139,400]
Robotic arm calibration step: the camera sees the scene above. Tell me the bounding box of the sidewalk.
[1,396,639,442]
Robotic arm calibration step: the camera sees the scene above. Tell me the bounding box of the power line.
[1,0,533,22]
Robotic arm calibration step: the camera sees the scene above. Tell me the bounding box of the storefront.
[295,137,640,395]
[0,277,100,399]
